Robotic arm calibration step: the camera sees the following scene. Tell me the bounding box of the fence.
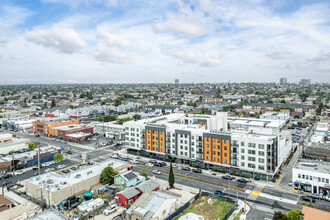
[165,191,238,220]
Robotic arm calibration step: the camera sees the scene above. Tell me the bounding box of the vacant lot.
[173,196,234,220]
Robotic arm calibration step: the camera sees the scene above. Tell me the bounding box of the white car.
[110,153,118,159]
[325,196,330,202]
[130,159,139,164]
[15,170,25,175]
[146,163,154,167]
[57,165,65,169]
[104,204,117,216]
[152,170,161,175]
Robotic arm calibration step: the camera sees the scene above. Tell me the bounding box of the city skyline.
[1,0,330,84]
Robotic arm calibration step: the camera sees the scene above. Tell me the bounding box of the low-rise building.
[94,121,125,139]
[114,171,138,187]
[292,159,330,194]
[25,159,126,205]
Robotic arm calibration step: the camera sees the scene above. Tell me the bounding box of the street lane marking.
[250,191,260,196]
[258,185,264,187]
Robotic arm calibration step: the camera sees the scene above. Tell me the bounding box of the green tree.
[54,153,63,163]
[139,172,149,180]
[286,209,302,220]
[98,115,116,122]
[100,167,118,185]
[168,161,175,188]
[51,99,56,108]
[12,134,16,138]
[117,117,133,125]
[177,100,184,105]
[43,102,47,108]
[28,143,38,150]
[114,99,122,106]
[273,211,287,220]
[133,114,141,121]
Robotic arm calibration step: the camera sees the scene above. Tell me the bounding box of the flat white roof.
[27,159,126,192]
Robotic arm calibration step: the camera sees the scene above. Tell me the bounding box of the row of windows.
[297,174,329,183]
[147,141,164,146]
[241,149,264,156]
[233,141,265,149]
[147,130,164,135]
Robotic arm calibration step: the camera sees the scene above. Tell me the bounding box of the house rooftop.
[294,159,330,174]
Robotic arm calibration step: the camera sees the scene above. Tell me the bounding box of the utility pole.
[12,150,15,176]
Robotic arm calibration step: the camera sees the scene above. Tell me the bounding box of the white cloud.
[308,51,330,62]
[164,49,220,67]
[266,48,291,60]
[154,6,215,37]
[97,30,130,47]
[25,27,87,53]
[94,43,129,63]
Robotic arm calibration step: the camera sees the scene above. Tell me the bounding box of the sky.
[0,0,330,84]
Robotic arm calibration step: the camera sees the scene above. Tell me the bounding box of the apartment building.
[124,113,290,180]
[32,118,81,136]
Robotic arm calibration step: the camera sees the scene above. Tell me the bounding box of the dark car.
[214,190,227,197]
[309,193,323,200]
[192,168,202,174]
[236,178,247,183]
[149,160,157,164]
[161,162,166,166]
[154,163,163,167]
[181,167,191,171]
[300,196,315,203]
[221,175,232,180]
[3,174,13,179]
[66,150,73,154]
[3,181,12,186]
[62,169,71,174]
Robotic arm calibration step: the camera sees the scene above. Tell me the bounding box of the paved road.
[133,166,300,220]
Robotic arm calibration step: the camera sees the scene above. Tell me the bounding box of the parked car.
[300,196,315,203]
[3,181,12,186]
[309,193,323,200]
[149,160,157,164]
[325,196,330,202]
[192,168,202,174]
[181,167,191,171]
[214,190,227,197]
[154,163,163,167]
[130,159,139,164]
[146,163,154,167]
[288,181,293,186]
[15,170,25,175]
[71,166,79,170]
[33,172,39,176]
[221,175,232,180]
[61,169,71,174]
[161,162,166,166]
[236,178,247,183]
[104,204,117,216]
[57,165,65,169]
[152,170,161,175]
[33,166,42,170]
[3,174,13,179]
[110,153,118,159]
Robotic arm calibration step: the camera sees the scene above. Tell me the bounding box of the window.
[218,158,220,162]
[241,162,245,166]
[318,177,321,182]
[207,144,209,147]
[224,159,227,163]
[185,152,188,156]
[298,174,301,178]
[258,165,264,170]
[310,176,312,180]
[191,148,194,151]
[224,146,227,150]
[322,178,325,183]
[248,163,255,168]
[213,157,216,161]
[213,145,216,149]
[192,136,194,139]
[217,152,220,156]
[180,152,183,155]
[207,156,209,160]
[258,158,264,163]
[224,153,227,157]
[248,157,255,161]
[241,155,245,160]
[241,142,245,146]
[258,144,264,149]
[241,149,245,153]
[258,151,265,156]
[192,154,194,157]
[327,179,329,184]
[248,143,256,148]
[180,140,183,144]
[302,175,305,179]
[172,151,175,154]
[248,150,256,155]
[192,142,194,146]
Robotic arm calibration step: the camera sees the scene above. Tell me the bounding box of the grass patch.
[173,196,233,220]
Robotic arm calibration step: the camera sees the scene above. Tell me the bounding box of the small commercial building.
[0,195,14,212]
[32,118,80,136]
[0,134,31,154]
[25,159,126,205]
[56,124,93,143]
[292,159,330,194]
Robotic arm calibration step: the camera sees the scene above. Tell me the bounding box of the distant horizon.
[1,0,330,84]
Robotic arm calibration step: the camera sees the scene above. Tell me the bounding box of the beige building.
[25,159,126,205]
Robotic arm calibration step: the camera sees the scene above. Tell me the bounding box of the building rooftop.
[27,209,68,220]
[294,159,330,174]
[54,124,88,131]
[66,132,91,138]
[27,159,126,192]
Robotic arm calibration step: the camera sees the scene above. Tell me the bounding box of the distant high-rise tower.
[280,77,287,85]
[299,79,311,85]
[175,79,179,85]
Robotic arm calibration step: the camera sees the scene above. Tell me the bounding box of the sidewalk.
[228,199,250,220]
